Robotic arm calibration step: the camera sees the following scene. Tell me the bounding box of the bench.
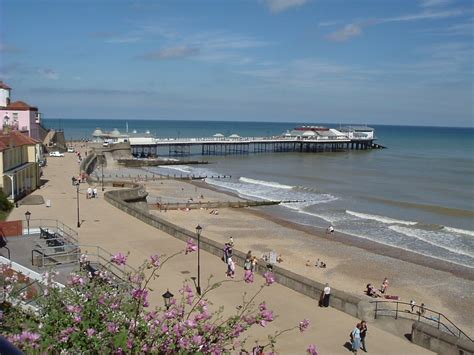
[113,183,125,187]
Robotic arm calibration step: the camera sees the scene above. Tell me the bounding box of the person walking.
[244,252,253,283]
[360,320,368,352]
[93,187,98,198]
[351,323,361,354]
[322,283,331,307]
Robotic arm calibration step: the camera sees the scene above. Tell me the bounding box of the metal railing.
[23,219,78,244]
[31,244,136,284]
[372,300,473,342]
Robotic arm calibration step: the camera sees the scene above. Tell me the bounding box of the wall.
[412,322,474,355]
[103,182,373,320]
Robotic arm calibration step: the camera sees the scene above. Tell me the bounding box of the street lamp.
[25,210,31,235]
[162,289,174,310]
[75,182,80,228]
[195,224,202,295]
[101,157,104,192]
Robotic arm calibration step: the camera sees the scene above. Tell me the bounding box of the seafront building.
[0,131,41,201]
[0,81,48,142]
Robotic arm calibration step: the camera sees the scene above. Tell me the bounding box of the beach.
[139,176,474,334]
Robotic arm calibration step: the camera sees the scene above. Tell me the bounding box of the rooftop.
[5,100,38,111]
[0,81,12,90]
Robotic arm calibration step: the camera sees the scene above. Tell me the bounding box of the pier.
[92,125,383,157]
[130,136,379,157]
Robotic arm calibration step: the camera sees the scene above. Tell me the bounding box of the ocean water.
[44,119,474,268]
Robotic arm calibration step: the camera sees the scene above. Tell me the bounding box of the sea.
[44,118,474,268]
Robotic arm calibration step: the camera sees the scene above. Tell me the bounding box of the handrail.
[371,300,473,342]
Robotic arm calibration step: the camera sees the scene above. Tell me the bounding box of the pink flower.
[107,322,119,334]
[299,319,310,332]
[307,344,318,355]
[264,271,275,286]
[111,252,127,265]
[87,328,96,337]
[150,254,161,267]
[185,238,197,254]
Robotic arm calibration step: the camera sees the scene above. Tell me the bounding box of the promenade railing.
[371,300,473,342]
[23,219,78,245]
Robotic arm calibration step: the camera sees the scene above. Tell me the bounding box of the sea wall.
[412,322,474,355]
[104,185,373,320]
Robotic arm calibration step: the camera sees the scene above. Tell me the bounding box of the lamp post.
[162,289,173,310]
[195,224,202,295]
[75,182,80,228]
[25,210,31,235]
[101,157,104,192]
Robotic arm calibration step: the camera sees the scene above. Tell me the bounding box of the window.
[13,112,18,121]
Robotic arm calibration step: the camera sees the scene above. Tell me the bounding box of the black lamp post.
[101,157,104,192]
[75,182,80,228]
[162,289,173,310]
[25,210,31,235]
[195,224,202,295]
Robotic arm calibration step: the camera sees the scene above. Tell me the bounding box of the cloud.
[326,24,363,42]
[263,0,308,13]
[326,8,465,42]
[0,43,22,53]
[379,9,465,23]
[38,68,59,80]
[139,46,200,60]
[419,0,452,7]
[29,87,154,96]
[105,36,141,44]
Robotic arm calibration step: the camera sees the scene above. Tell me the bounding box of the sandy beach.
[137,176,474,334]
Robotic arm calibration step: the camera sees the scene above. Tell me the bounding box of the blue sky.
[1,0,472,126]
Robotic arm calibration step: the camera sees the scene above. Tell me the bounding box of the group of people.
[86,187,98,199]
[350,320,368,353]
[209,209,219,215]
[306,258,327,268]
[244,251,258,283]
[366,277,390,298]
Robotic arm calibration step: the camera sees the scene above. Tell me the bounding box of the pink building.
[0,81,43,141]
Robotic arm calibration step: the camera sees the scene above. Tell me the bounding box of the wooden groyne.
[149,200,280,211]
[117,159,209,167]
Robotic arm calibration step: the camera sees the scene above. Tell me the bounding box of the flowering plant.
[0,246,313,353]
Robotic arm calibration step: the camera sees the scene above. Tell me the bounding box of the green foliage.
[0,190,13,220]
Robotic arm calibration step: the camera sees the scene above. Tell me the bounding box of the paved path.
[8,147,433,354]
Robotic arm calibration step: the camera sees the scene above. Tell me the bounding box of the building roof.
[0,81,11,90]
[6,101,38,111]
[0,131,40,151]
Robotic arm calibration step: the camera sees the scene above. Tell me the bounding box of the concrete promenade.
[7,147,433,354]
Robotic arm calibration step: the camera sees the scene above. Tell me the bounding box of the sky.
[0,0,472,127]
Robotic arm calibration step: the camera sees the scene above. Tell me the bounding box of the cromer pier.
[92,125,385,157]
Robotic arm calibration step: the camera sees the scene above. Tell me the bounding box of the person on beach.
[360,320,368,352]
[366,284,377,297]
[410,300,416,312]
[229,236,234,246]
[326,225,334,234]
[93,187,98,198]
[350,323,361,354]
[306,260,312,267]
[71,176,76,186]
[276,254,283,263]
[87,187,92,199]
